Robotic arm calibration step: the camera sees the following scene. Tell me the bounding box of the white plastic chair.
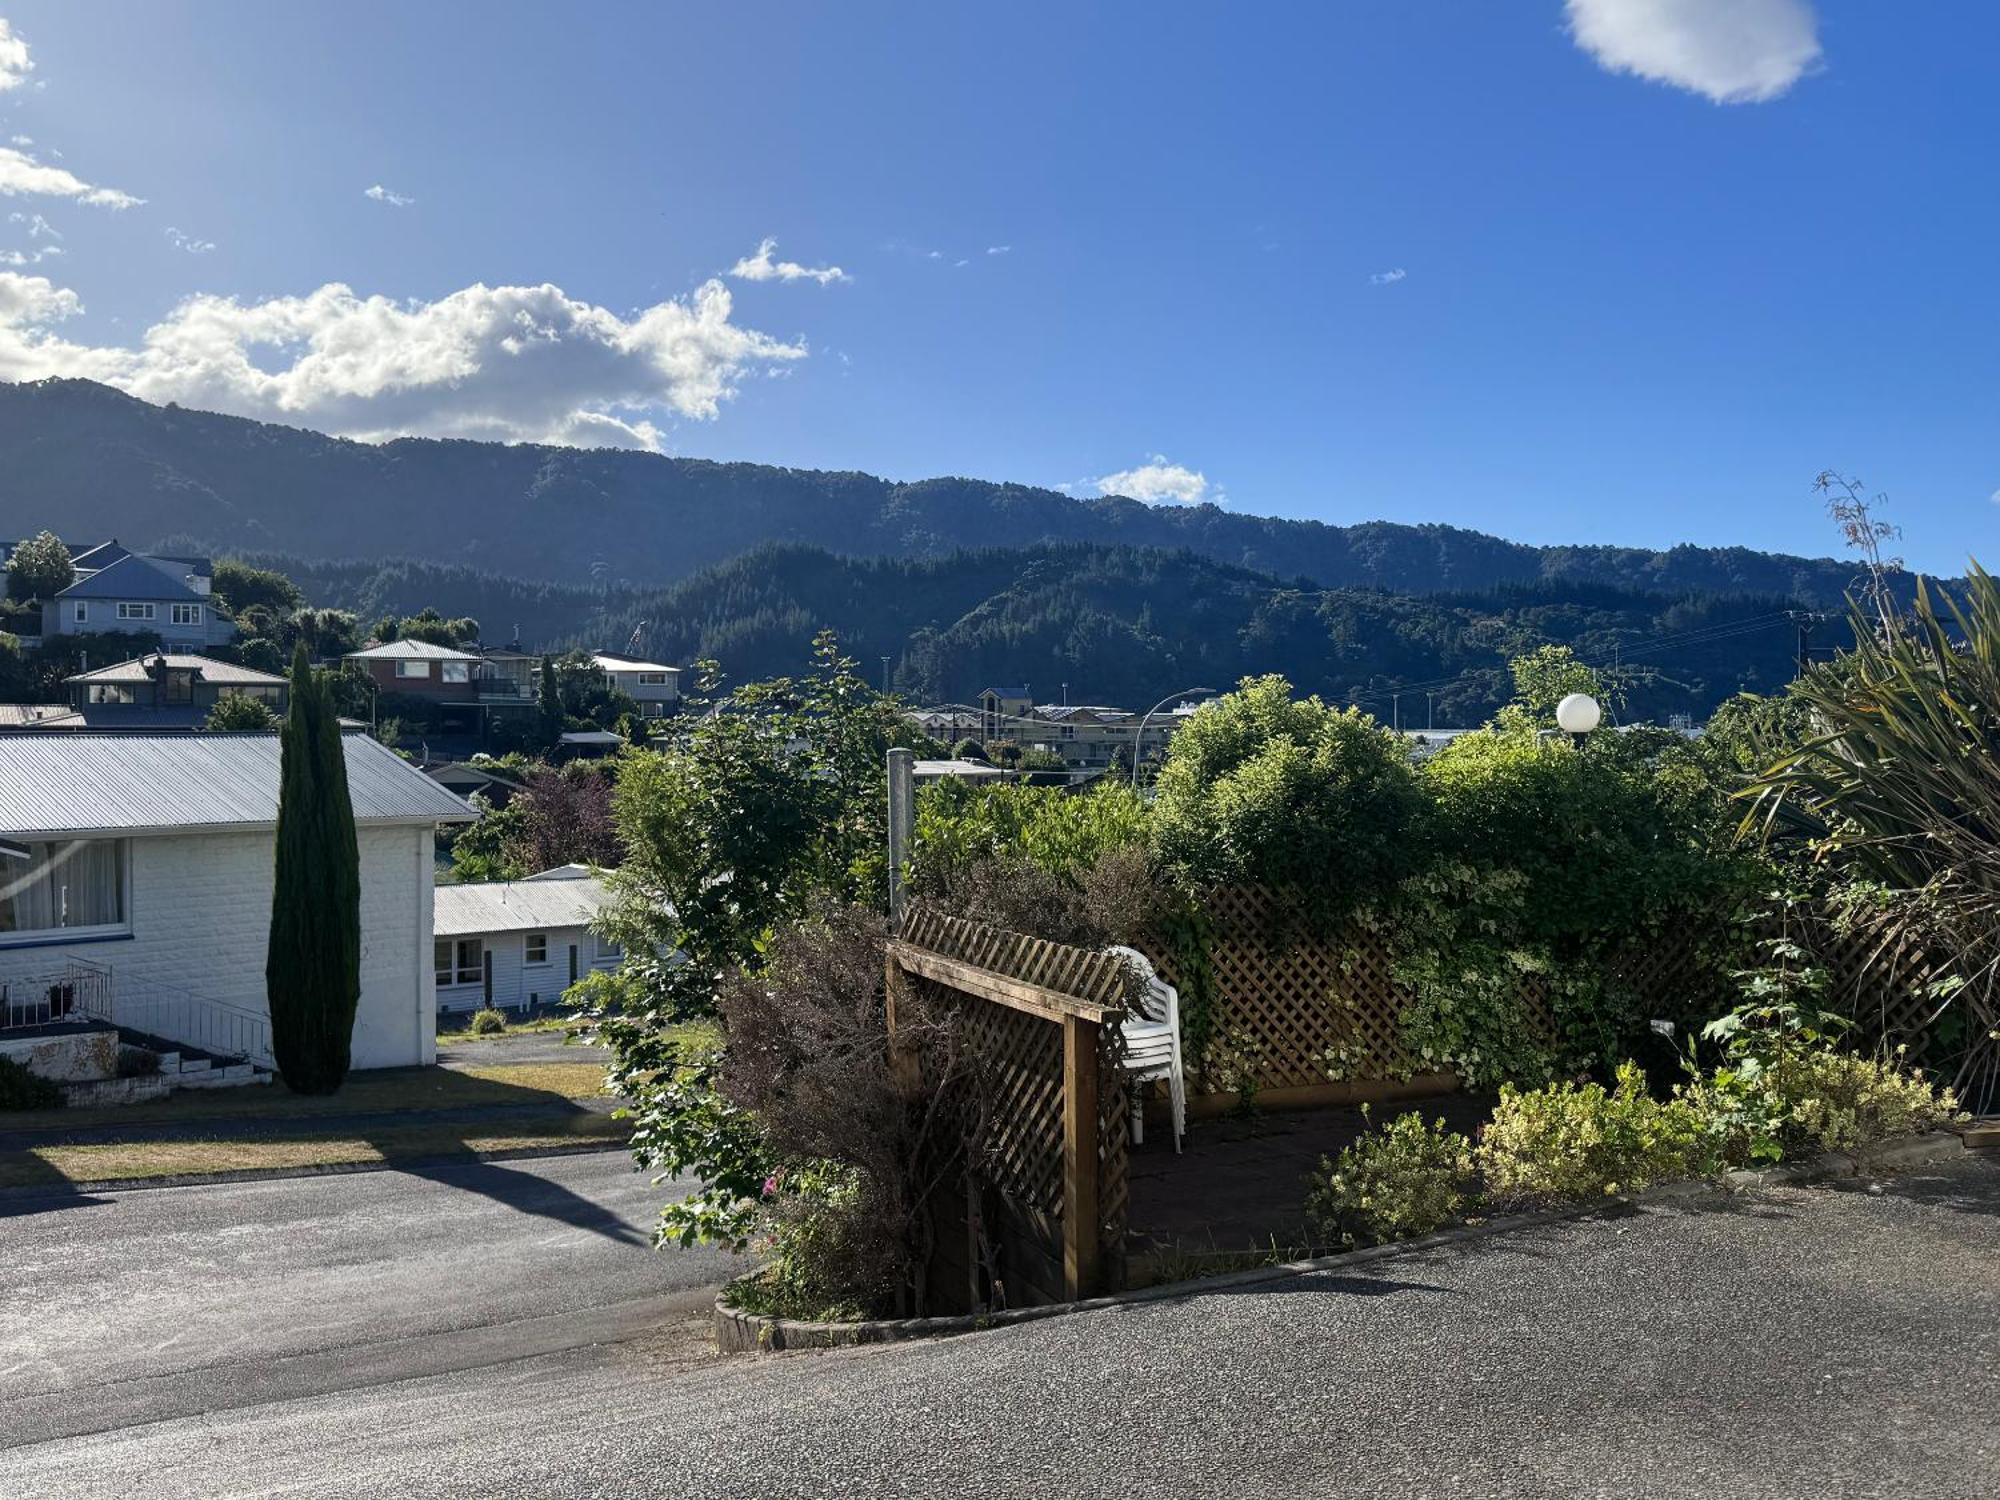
[1106,944,1185,1153]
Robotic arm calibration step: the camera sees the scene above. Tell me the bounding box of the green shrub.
[743,1161,901,1323]
[1689,1046,1963,1164]
[1478,1062,1716,1206]
[468,1008,508,1036]
[0,1055,62,1111]
[1304,1110,1474,1247]
[1201,1027,1265,1115]
[1151,675,1424,915]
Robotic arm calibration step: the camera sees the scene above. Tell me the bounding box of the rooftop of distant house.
[591,652,679,675]
[344,640,484,662]
[66,653,286,688]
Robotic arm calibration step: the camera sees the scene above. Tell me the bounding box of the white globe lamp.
[1555,692,1601,742]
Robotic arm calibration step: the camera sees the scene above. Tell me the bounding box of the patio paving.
[1126,1090,1493,1253]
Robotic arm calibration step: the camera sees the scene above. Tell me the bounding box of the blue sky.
[0,1,1991,574]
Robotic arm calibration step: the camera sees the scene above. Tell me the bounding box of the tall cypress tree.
[538,653,565,749]
[266,642,363,1094]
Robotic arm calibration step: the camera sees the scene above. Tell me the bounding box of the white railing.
[0,958,114,1031]
[112,974,274,1069]
[0,958,272,1067]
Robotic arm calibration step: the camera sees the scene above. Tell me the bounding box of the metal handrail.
[0,958,114,1031]
[111,973,274,1068]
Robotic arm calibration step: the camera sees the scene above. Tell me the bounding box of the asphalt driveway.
[9,1154,1996,1498]
[0,1152,738,1450]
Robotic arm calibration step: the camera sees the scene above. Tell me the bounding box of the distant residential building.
[420,758,528,805]
[28,544,236,650]
[591,653,681,718]
[978,686,1034,742]
[342,640,542,736]
[913,759,1010,783]
[431,866,619,1013]
[0,653,289,732]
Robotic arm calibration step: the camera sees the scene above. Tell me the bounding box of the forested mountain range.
[0,377,1908,606]
[238,541,1811,725]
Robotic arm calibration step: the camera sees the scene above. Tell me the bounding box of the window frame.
[0,838,133,948]
[524,933,549,966]
[441,661,471,684]
[116,602,157,622]
[395,659,431,679]
[169,602,202,626]
[72,602,88,624]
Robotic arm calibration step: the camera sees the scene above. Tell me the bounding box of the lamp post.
[1555,692,1601,748]
[1131,687,1217,789]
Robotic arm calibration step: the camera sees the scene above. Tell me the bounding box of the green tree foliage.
[537,654,564,748]
[1492,643,1614,733]
[445,798,528,883]
[204,691,278,731]
[1744,567,2000,1105]
[1151,674,1425,915]
[578,632,909,1246]
[4,530,73,602]
[911,778,1148,886]
[266,643,363,1095]
[211,558,304,618]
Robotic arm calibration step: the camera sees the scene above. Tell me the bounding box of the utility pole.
[1786,611,1829,678]
[1391,692,1402,733]
[886,748,914,931]
[1426,692,1435,732]
[880,655,892,695]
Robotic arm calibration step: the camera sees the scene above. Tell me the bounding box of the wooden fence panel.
[891,907,1133,1311]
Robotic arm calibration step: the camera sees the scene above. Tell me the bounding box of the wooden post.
[886,747,914,932]
[1061,1012,1101,1300]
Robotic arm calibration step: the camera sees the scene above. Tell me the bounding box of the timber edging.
[713,1126,1991,1355]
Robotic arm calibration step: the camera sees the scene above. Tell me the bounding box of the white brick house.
[0,730,474,1069]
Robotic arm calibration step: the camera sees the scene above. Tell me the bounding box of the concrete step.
[177,1064,267,1090]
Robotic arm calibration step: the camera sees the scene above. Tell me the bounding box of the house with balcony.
[342,640,541,738]
[592,653,681,718]
[0,729,474,1091]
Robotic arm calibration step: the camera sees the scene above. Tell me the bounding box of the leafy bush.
[468,1008,508,1036]
[0,1055,61,1111]
[1201,1027,1265,1115]
[912,778,1148,888]
[1477,1063,1717,1206]
[736,1161,902,1323]
[1757,1049,1961,1155]
[1151,675,1424,917]
[1304,1109,1474,1247]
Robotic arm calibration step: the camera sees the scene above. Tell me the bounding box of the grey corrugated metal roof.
[68,654,287,686]
[593,653,678,675]
[345,640,481,662]
[433,875,609,937]
[57,554,208,601]
[0,730,476,839]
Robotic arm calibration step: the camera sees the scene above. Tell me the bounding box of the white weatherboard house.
[432,866,618,1013]
[0,729,474,1071]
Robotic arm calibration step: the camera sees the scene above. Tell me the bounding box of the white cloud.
[0,271,806,450]
[1370,267,1407,285]
[0,145,142,208]
[164,226,215,255]
[0,19,33,92]
[728,236,849,286]
[9,211,58,239]
[364,183,414,207]
[8,135,30,148]
[1565,0,1821,105]
[0,243,60,265]
[986,245,1011,256]
[1095,456,1218,507]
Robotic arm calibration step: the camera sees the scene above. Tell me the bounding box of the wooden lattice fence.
[888,906,1133,1310]
[1142,886,1964,1113]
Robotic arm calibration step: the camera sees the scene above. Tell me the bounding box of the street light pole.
[1131,687,1218,790]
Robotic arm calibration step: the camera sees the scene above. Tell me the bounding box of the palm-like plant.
[1743,565,2000,1109]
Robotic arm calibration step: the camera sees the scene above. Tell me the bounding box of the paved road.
[437,1028,594,1068]
[11,1154,1998,1499]
[0,1153,738,1451]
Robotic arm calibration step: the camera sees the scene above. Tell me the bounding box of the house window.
[0,839,129,944]
[442,661,470,684]
[87,685,136,705]
[73,602,88,624]
[524,933,548,965]
[396,660,431,679]
[170,603,202,626]
[161,671,194,705]
[434,937,483,986]
[637,672,668,685]
[117,602,157,621]
[596,934,623,962]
